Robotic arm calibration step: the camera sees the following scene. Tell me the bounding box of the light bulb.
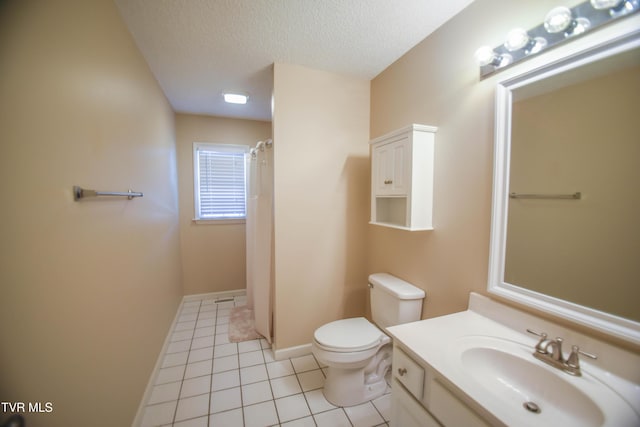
[544,7,573,33]
[504,28,530,51]
[474,46,498,66]
[223,93,248,104]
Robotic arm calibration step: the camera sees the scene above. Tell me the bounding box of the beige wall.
[0,1,183,426]
[175,114,272,295]
[507,64,640,321]
[369,0,584,320]
[272,63,370,350]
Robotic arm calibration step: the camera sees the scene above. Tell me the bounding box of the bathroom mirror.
[487,22,640,345]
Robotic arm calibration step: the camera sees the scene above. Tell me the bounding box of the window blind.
[195,145,247,219]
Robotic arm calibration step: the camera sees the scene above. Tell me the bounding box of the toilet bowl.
[311,273,425,407]
[312,317,392,406]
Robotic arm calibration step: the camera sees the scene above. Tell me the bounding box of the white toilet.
[311,273,425,407]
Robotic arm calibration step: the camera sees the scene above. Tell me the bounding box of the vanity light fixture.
[223,92,249,104]
[475,0,639,79]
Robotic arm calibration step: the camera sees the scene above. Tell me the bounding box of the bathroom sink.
[448,335,639,427]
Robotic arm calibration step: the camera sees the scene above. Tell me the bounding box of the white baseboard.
[273,343,313,361]
[182,288,246,302]
[131,299,183,427]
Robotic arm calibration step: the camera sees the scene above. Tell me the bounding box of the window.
[193,143,249,221]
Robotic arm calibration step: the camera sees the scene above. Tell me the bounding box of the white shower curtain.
[245,141,273,343]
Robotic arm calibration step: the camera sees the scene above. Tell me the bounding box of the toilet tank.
[369,273,426,329]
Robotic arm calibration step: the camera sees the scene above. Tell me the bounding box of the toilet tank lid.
[368,273,426,300]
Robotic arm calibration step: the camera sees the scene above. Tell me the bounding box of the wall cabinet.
[369,124,437,231]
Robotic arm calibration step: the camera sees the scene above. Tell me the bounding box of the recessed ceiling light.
[223,92,248,104]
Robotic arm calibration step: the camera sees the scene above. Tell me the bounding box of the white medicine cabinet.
[369,124,437,231]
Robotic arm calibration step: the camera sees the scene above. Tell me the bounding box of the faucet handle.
[568,345,597,363]
[526,329,549,353]
[566,345,597,375]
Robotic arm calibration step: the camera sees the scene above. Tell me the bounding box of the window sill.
[192,218,246,225]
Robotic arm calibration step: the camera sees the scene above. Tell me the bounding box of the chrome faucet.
[526,329,597,376]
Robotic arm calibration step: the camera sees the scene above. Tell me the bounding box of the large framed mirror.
[488,18,640,344]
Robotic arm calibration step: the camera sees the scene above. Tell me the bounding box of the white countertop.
[386,293,640,427]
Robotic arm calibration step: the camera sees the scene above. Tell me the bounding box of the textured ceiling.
[115,0,476,121]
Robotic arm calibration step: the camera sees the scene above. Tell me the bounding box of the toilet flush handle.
[397,367,407,376]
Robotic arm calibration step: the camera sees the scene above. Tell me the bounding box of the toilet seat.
[313,317,385,352]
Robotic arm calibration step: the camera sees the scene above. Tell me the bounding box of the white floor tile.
[290,354,319,373]
[140,401,176,427]
[181,305,199,314]
[262,349,276,363]
[209,408,243,426]
[344,402,385,427]
[188,346,213,364]
[196,318,216,328]
[193,326,215,338]
[275,393,311,423]
[270,375,302,399]
[199,303,216,312]
[213,342,238,358]
[166,340,191,354]
[372,393,391,421]
[217,307,232,317]
[210,386,242,414]
[241,380,273,406]
[178,312,198,322]
[148,381,181,405]
[212,355,239,373]
[173,417,207,427]
[198,310,216,320]
[266,359,295,378]
[304,389,337,414]
[211,370,240,391]
[155,365,185,385]
[175,321,197,331]
[314,408,351,427]
[175,394,209,422]
[184,360,212,379]
[215,332,230,345]
[281,416,316,427]
[238,339,262,353]
[191,335,214,350]
[180,375,211,399]
[173,416,208,427]
[239,350,265,367]
[243,401,279,427]
[240,364,269,385]
[297,369,324,392]
[162,351,189,368]
[171,330,194,342]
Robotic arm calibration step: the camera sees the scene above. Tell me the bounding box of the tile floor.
[139,295,391,427]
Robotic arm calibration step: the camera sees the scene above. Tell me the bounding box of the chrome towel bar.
[73,186,143,201]
[509,192,581,200]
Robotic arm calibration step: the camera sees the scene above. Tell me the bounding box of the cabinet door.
[392,379,441,427]
[374,138,409,196]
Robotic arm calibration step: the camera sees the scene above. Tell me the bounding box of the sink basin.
[449,336,639,427]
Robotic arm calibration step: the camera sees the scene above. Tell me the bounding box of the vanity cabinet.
[370,124,437,231]
[391,345,490,427]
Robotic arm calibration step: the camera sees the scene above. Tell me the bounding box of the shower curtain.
[245,140,274,343]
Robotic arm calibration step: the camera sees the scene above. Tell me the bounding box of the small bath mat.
[228,306,262,342]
